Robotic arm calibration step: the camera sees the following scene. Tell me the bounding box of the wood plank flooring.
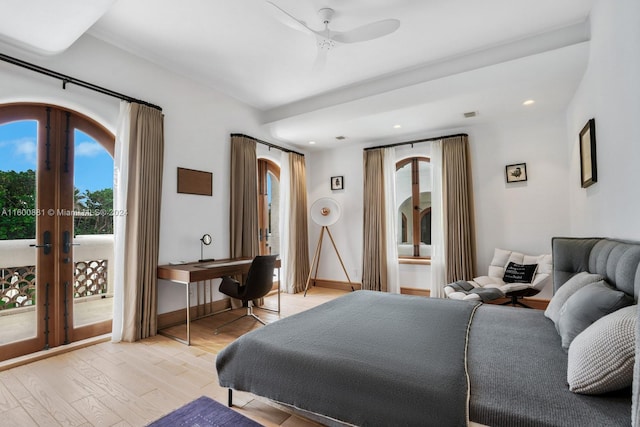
[0,287,347,427]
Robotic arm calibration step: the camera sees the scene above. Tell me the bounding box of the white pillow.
[544,272,604,324]
[567,305,636,394]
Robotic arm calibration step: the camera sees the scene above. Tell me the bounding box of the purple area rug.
[147,396,263,427]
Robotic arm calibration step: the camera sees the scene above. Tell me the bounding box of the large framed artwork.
[579,118,597,188]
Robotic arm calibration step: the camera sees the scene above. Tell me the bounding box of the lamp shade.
[310,197,341,226]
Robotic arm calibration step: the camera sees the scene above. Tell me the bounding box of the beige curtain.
[442,135,476,282]
[286,153,310,293]
[121,103,164,342]
[362,149,388,292]
[230,135,259,259]
[229,135,260,306]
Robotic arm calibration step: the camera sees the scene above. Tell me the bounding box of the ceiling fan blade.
[265,1,314,35]
[312,45,328,72]
[332,19,400,44]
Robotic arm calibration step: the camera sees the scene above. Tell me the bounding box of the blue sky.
[0,120,113,192]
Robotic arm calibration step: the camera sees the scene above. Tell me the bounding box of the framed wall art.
[331,176,344,190]
[505,163,527,183]
[177,167,213,196]
[579,118,597,188]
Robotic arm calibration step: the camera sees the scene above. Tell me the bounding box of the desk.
[157,258,281,345]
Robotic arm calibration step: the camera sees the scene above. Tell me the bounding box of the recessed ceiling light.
[393,124,402,129]
[308,141,316,145]
[523,99,535,106]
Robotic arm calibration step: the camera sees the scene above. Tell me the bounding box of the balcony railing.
[0,235,113,311]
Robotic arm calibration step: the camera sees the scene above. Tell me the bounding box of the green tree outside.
[0,170,36,239]
[0,170,113,239]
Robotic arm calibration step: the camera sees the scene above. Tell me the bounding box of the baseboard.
[400,287,430,297]
[311,279,362,291]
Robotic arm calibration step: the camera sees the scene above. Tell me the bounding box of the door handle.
[63,231,79,254]
[30,231,52,255]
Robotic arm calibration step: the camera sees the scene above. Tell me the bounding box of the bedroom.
[0,0,639,425]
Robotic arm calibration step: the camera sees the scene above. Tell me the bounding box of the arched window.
[258,158,280,255]
[395,156,431,258]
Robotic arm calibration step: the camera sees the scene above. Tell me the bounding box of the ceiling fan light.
[318,39,336,50]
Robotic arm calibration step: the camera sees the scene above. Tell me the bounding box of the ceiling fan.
[266,1,400,69]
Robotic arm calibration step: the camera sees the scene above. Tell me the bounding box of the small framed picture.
[505,163,527,183]
[331,176,344,190]
[579,118,597,188]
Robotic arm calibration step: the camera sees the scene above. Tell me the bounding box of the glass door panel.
[72,128,114,328]
[0,120,38,345]
[266,170,280,255]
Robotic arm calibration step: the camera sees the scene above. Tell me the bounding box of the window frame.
[396,156,431,262]
[257,158,280,256]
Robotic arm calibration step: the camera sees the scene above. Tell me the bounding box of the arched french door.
[0,103,114,361]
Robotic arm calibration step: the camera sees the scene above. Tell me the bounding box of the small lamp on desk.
[199,234,215,262]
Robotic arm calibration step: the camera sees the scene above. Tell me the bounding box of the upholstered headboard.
[552,237,640,301]
[552,237,640,427]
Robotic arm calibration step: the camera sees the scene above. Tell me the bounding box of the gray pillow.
[544,272,604,324]
[567,305,636,394]
[556,281,633,349]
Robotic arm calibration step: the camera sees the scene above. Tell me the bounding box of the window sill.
[399,257,431,266]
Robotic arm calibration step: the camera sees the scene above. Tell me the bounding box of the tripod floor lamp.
[304,197,354,296]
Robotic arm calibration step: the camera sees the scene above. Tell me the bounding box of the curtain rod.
[231,133,304,157]
[364,133,468,151]
[0,52,163,112]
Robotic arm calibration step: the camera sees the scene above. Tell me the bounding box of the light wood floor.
[0,287,347,427]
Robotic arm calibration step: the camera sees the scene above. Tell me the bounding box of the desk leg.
[186,282,191,345]
[158,281,191,346]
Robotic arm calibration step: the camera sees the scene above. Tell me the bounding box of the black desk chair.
[215,255,278,334]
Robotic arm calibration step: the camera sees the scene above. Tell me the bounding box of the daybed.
[216,237,640,426]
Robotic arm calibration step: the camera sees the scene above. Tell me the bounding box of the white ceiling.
[1,0,595,149]
[0,0,116,54]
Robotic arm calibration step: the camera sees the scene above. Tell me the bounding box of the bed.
[216,237,640,426]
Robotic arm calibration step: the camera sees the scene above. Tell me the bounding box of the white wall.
[566,0,640,240]
[0,34,280,314]
[306,111,571,298]
[470,112,571,298]
[306,143,364,283]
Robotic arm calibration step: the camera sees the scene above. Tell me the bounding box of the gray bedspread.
[217,291,481,426]
[468,304,631,427]
[217,291,631,426]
